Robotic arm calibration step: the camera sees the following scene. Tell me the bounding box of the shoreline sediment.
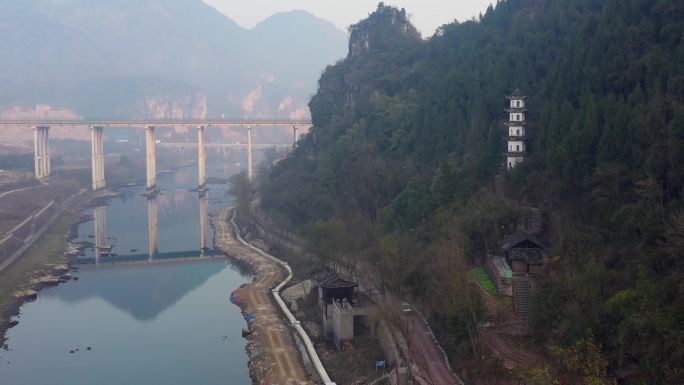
[0,195,91,348]
[211,207,315,385]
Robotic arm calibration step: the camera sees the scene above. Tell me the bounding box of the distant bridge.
[0,119,311,190]
[158,142,292,149]
[0,119,311,129]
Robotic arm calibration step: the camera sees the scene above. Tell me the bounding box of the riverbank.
[211,208,315,385]
[0,191,90,347]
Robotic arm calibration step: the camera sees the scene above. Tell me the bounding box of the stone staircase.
[522,206,543,234]
[367,372,391,385]
[481,331,539,369]
[512,277,530,317]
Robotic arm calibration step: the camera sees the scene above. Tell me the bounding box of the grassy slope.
[0,207,79,312]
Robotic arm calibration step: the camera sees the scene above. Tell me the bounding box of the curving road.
[336,260,463,385]
[405,312,463,385]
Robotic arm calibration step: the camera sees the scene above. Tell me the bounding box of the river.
[0,165,252,385]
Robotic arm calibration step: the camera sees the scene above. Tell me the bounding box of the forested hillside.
[256,1,684,383]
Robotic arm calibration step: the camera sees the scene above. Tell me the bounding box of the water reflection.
[0,165,250,385]
[93,205,107,264]
[147,196,158,259]
[60,261,229,321]
[0,260,251,385]
[81,189,218,265]
[200,192,208,255]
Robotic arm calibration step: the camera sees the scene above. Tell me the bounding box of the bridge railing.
[0,119,312,128]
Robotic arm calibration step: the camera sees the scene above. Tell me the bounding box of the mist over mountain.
[0,0,348,119]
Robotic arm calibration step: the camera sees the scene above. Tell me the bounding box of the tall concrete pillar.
[98,127,104,189]
[91,126,105,191]
[90,128,97,189]
[199,192,208,254]
[42,127,50,177]
[197,126,206,191]
[247,126,253,180]
[293,125,298,146]
[33,126,51,179]
[93,206,107,264]
[33,127,42,179]
[147,196,158,259]
[145,126,157,193]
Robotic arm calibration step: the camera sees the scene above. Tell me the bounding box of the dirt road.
[213,208,314,385]
[336,260,463,385]
[407,314,462,385]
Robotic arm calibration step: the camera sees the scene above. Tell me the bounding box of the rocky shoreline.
[0,245,84,349]
[210,208,314,385]
[0,195,101,349]
[210,212,271,385]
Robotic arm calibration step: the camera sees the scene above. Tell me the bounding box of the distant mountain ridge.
[0,0,348,119]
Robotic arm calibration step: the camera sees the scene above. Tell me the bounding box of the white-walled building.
[505,89,527,169]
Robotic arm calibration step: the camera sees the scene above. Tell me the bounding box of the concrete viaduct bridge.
[0,120,311,192]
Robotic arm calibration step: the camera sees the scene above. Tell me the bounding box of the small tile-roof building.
[502,231,546,275]
[317,274,373,349]
[319,274,357,305]
[318,274,357,339]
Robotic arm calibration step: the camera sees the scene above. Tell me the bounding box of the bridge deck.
[159,143,292,148]
[0,120,311,128]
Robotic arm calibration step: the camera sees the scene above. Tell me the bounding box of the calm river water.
[0,165,252,385]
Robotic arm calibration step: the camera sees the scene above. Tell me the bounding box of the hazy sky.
[202,0,494,36]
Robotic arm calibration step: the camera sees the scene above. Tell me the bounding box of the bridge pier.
[145,126,157,193]
[91,126,106,190]
[147,196,158,259]
[293,125,298,146]
[33,126,51,180]
[247,126,253,180]
[197,125,206,191]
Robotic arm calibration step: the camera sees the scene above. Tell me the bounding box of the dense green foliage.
[258,1,684,383]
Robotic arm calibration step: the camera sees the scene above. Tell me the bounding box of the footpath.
[212,208,315,385]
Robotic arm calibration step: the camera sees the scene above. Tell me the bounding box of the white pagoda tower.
[505,88,527,169]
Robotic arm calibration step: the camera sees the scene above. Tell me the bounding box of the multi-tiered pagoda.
[505,89,527,169]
